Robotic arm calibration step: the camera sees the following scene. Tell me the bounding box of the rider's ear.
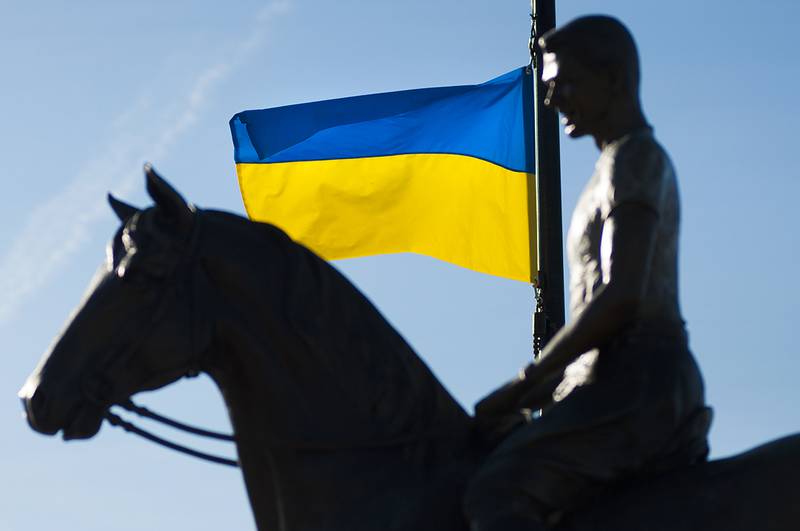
[107,194,139,224]
[143,163,194,230]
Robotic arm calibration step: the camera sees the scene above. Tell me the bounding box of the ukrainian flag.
[230,68,536,282]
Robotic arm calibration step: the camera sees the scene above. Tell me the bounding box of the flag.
[230,67,537,282]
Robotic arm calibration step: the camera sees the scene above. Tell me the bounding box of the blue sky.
[2,1,799,529]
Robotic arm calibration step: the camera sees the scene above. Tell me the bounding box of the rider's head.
[538,16,643,142]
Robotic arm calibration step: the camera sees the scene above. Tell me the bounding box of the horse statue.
[19,166,800,530]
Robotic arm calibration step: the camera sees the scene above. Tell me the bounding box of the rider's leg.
[463,389,631,530]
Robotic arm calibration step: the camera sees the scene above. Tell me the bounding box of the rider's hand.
[474,363,559,419]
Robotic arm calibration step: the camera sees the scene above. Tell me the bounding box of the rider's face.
[542,51,613,139]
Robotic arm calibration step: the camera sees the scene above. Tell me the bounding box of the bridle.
[105,400,238,467]
[82,208,241,467]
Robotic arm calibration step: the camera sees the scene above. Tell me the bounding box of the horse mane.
[198,209,307,276]
[203,208,286,234]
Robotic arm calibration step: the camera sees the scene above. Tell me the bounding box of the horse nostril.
[20,387,59,435]
[29,387,48,417]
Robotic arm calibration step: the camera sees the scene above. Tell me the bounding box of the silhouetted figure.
[465,16,711,531]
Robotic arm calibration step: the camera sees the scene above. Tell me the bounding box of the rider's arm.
[526,202,658,384]
[475,202,659,417]
[475,139,668,417]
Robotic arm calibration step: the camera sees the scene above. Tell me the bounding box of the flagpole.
[530,0,565,354]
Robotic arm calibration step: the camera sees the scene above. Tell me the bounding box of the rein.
[104,395,449,467]
[104,401,239,467]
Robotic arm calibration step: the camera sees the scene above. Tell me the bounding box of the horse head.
[19,165,206,440]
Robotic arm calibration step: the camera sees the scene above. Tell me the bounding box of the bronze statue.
[18,16,800,531]
[18,165,800,530]
[465,15,711,531]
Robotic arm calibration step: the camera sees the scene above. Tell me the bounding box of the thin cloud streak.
[0,1,291,324]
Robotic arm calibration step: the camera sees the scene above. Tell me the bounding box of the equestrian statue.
[19,15,800,531]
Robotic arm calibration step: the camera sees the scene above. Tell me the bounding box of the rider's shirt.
[567,126,682,323]
[558,127,684,400]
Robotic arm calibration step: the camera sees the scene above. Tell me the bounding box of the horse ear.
[107,194,139,224]
[143,163,193,227]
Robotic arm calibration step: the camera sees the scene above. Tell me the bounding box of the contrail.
[0,1,291,324]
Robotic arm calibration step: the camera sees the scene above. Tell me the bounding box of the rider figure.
[464,16,711,531]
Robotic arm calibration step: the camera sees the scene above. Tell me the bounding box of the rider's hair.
[539,15,641,94]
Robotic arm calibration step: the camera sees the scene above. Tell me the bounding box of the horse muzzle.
[19,378,104,440]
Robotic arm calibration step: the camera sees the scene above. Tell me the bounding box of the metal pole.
[531,0,565,347]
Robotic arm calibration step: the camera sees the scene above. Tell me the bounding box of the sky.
[1,1,799,529]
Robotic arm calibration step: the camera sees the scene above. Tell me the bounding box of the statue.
[18,165,800,530]
[18,16,800,531]
[465,16,710,531]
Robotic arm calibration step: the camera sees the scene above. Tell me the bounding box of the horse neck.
[202,317,295,531]
[194,215,344,437]
[192,216,327,530]
[191,213,474,530]
[194,213,407,441]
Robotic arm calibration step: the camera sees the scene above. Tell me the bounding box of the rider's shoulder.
[605,127,673,184]
[608,127,666,164]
